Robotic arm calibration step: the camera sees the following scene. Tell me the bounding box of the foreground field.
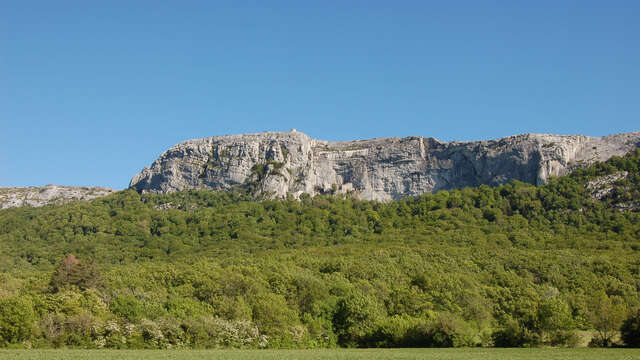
[1,349,640,360]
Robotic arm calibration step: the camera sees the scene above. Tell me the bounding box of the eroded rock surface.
[0,185,115,210]
[130,131,640,201]
[587,171,629,200]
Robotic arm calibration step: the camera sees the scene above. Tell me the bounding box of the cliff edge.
[130,130,640,201]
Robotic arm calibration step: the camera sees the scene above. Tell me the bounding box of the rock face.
[0,185,116,210]
[587,171,629,200]
[130,130,640,201]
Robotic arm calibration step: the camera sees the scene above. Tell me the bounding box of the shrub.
[548,330,580,347]
[138,319,166,348]
[64,313,101,346]
[110,295,166,321]
[182,317,266,348]
[333,292,384,347]
[155,317,186,348]
[300,313,336,348]
[492,317,541,347]
[164,297,213,319]
[374,313,478,348]
[621,308,640,347]
[110,295,145,321]
[588,335,611,348]
[0,297,36,345]
[422,313,477,347]
[364,315,428,347]
[251,293,301,346]
[537,297,572,333]
[38,313,102,348]
[39,314,66,346]
[100,320,128,348]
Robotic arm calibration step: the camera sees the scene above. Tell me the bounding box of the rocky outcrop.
[587,171,629,200]
[0,185,115,210]
[130,130,640,201]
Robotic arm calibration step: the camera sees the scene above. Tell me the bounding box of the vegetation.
[0,149,639,349]
[621,308,640,348]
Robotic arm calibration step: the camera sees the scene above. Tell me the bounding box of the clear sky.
[1,1,639,189]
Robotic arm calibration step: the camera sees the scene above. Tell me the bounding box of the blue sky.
[1,1,639,189]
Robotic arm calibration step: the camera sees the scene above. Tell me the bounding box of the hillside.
[0,149,639,348]
[0,185,115,210]
[130,131,640,201]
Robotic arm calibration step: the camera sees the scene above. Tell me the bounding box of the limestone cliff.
[0,185,115,210]
[129,130,640,201]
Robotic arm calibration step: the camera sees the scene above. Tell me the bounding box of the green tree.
[0,297,35,345]
[587,292,628,347]
[251,293,299,340]
[537,297,572,334]
[50,254,104,292]
[333,291,384,347]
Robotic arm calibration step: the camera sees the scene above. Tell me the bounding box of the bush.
[300,313,336,348]
[364,315,428,347]
[422,313,477,347]
[251,293,300,342]
[38,313,102,348]
[182,317,267,348]
[548,330,580,347]
[588,335,612,348]
[64,313,101,346]
[621,308,640,348]
[0,297,36,345]
[39,314,66,346]
[138,319,168,348]
[333,292,384,347]
[41,289,108,317]
[360,313,477,348]
[164,297,213,319]
[537,297,573,332]
[110,295,166,321]
[98,320,128,348]
[492,317,541,347]
[109,295,145,321]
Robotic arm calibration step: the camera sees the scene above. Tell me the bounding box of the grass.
[0,349,639,360]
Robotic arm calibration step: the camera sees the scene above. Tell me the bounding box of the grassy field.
[1,349,639,360]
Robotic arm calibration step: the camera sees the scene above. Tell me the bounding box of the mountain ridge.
[130,130,640,201]
[0,185,115,210]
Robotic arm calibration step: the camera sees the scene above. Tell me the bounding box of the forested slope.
[0,149,639,348]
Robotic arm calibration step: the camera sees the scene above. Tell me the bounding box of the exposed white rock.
[0,185,115,210]
[587,171,629,200]
[130,131,640,201]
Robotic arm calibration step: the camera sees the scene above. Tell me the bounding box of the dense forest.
[0,149,639,349]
